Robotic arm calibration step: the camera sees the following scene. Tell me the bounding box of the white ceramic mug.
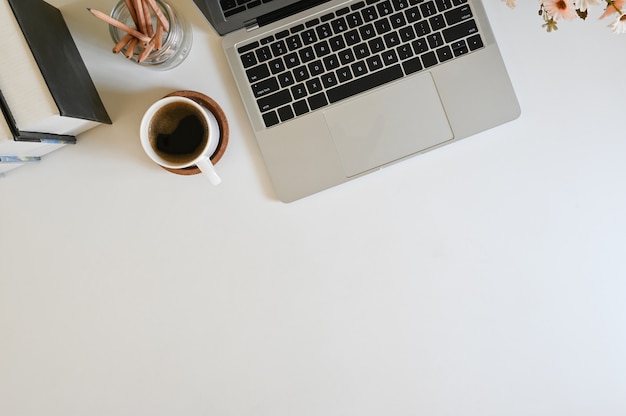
[140,96,221,185]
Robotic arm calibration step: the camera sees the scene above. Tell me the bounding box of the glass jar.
[109,0,192,70]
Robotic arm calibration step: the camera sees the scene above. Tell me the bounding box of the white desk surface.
[2,1,625,414]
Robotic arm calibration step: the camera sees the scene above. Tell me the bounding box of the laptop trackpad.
[324,73,453,177]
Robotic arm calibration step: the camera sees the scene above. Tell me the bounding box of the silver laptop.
[193,0,520,202]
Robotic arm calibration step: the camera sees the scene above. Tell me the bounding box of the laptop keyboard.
[221,0,276,17]
[236,0,483,128]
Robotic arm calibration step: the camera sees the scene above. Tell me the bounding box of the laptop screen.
[256,0,333,27]
[193,0,333,35]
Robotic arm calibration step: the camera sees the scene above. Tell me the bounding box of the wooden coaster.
[160,90,229,176]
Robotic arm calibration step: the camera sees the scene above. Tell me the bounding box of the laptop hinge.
[244,19,259,31]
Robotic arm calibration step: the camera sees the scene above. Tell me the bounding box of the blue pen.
[0,156,41,163]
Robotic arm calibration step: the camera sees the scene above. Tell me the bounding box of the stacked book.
[0,0,111,174]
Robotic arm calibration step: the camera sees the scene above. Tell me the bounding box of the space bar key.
[327,65,404,104]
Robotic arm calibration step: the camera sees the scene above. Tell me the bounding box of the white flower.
[543,0,577,20]
[575,0,600,12]
[609,14,626,33]
[501,0,517,8]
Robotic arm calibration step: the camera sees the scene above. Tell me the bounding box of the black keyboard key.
[382,49,399,65]
[427,33,444,49]
[374,18,392,34]
[263,111,279,127]
[308,60,325,76]
[336,67,353,82]
[430,15,446,31]
[268,58,285,74]
[420,1,437,17]
[322,72,339,88]
[316,23,333,39]
[327,64,403,103]
[359,23,377,40]
[308,93,328,111]
[252,77,279,98]
[329,35,346,51]
[306,77,323,94]
[396,43,414,61]
[301,29,317,45]
[354,43,371,59]
[278,105,295,122]
[442,19,478,42]
[299,46,315,63]
[399,26,416,42]
[321,12,335,22]
[284,52,300,68]
[390,12,406,28]
[346,12,363,28]
[260,35,274,45]
[362,6,378,22]
[345,29,361,46]
[336,7,350,15]
[405,6,421,22]
[314,41,331,57]
[278,71,295,88]
[293,100,309,116]
[402,56,422,74]
[256,46,272,62]
[271,40,287,56]
[258,89,291,112]
[291,84,308,99]
[366,54,384,71]
[275,30,290,39]
[332,17,348,33]
[467,34,483,50]
[451,40,468,56]
[435,0,454,12]
[351,60,369,77]
[246,63,270,82]
[445,4,472,25]
[224,6,245,17]
[286,35,302,50]
[240,52,257,68]
[412,38,429,53]
[384,31,401,48]
[421,51,438,67]
[238,41,259,54]
[392,0,409,9]
[396,44,414,60]
[377,0,393,15]
[338,49,356,65]
[368,37,385,53]
[414,20,431,36]
[293,66,310,82]
[306,18,320,27]
[323,54,341,70]
[436,45,453,62]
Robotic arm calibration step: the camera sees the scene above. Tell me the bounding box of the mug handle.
[195,157,222,185]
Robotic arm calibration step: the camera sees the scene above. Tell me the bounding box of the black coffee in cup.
[148,101,209,164]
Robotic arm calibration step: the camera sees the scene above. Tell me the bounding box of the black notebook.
[0,0,111,140]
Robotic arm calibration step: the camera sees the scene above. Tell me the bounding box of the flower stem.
[606,0,624,15]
